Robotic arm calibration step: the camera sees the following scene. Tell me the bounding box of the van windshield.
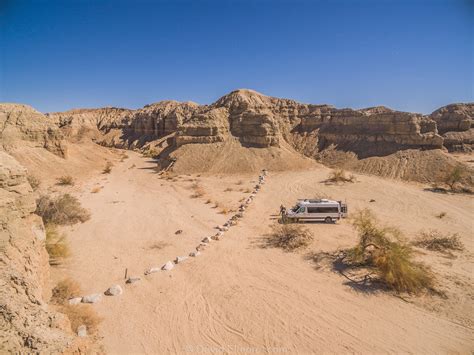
[291,205,300,212]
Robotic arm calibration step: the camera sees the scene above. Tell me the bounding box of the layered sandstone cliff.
[0,104,67,157]
[0,152,73,352]
[430,103,474,151]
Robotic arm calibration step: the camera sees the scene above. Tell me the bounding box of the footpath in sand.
[58,152,474,354]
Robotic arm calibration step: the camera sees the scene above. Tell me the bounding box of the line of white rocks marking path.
[68,169,268,337]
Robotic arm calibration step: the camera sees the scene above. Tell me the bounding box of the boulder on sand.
[189,251,201,257]
[68,297,82,305]
[105,285,123,296]
[175,256,188,264]
[144,267,160,275]
[162,261,174,271]
[81,293,102,304]
[126,277,141,284]
[77,325,87,337]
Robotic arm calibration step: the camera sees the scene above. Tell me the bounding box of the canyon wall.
[0,151,73,352]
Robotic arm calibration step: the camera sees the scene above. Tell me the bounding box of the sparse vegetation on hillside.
[344,209,434,293]
[413,230,464,254]
[444,165,466,191]
[27,174,41,191]
[45,224,70,265]
[326,169,355,183]
[56,175,75,186]
[36,194,91,225]
[268,224,314,252]
[102,161,113,174]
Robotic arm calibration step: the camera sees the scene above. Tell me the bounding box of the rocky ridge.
[42,89,473,158]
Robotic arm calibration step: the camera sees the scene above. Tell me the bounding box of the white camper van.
[283,199,348,223]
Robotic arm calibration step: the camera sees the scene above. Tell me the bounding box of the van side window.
[307,207,339,213]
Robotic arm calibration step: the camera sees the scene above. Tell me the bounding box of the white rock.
[211,235,220,241]
[68,297,82,305]
[126,277,141,284]
[81,293,102,304]
[189,251,201,257]
[162,261,174,271]
[175,256,188,264]
[144,267,160,275]
[77,325,87,337]
[202,236,212,243]
[105,284,123,296]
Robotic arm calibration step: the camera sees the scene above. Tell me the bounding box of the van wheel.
[325,217,332,224]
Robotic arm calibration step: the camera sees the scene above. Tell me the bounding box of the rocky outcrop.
[0,104,67,157]
[430,104,474,151]
[0,152,73,352]
[47,107,133,137]
[24,90,472,159]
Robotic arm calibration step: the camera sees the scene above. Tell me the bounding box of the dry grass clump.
[36,194,91,225]
[120,152,129,161]
[345,209,434,293]
[413,230,464,253]
[142,148,159,158]
[60,304,102,334]
[326,169,355,183]
[268,224,314,252]
[45,224,69,265]
[235,180,243,185]
[243,188,251,193]
[51,278,82,304]
[435,211,447,219]
[219,207,231,214]
[91,186,102,193]
[205,199,212,204]
[190,182,205,198]
[148,241,170,250]
[102,161,113,174]
[224,187,233,192]
[27,174,41,191]
[56,175,75,186]
[51,279,101,334]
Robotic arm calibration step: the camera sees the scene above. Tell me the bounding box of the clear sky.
[1,0,472,113]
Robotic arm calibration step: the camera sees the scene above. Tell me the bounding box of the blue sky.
[1,0,472,113]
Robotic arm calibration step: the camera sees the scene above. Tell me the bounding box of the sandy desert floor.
[53,151,473,354]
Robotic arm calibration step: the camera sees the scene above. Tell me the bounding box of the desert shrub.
[149,241,170,250]
[102,161,113,174]
[45,224,69,265]
[60,304,102,334]
[435,211,447,219]
[51,278,82,304]
[36,194,91,225]
[444,165,467,191]
[268,224,313,252]
[348,210,434,292]
[327,169,355,183]
[27,174,41,191]
[413,230,464,253]
[56,175,75,186]
[219,207,230,214]
[190,183,205,198]
[346,209,434,293]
